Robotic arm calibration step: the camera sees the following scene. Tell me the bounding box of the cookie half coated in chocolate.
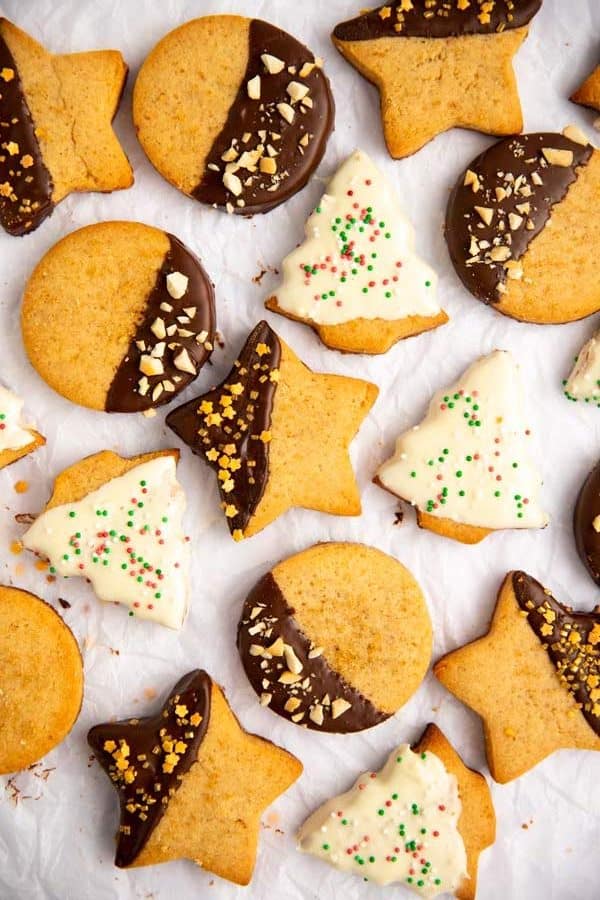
[22,221,215,413]
[446,128,600,323]
[133,16,334,215]
[574,461,600,586]
[237,542,432,733]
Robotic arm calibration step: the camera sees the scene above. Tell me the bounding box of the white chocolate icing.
[377,351,548,530]
[297,744,467,896]
[271,149,440,325]
[0,385,35,452]
[23,456,190,629]
[564,330,600,405]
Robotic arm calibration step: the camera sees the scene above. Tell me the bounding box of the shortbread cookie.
[22,450,190,628]
[332,1,541,159]
[446,128,600,322]
[376,350,548,544]
[435,571,600,783]
[571,63,600,113]
[564,329,600,405]
[574,462,600,586]
[298,724,495,899]
[88,669,302,884]
[0,383,44,470]
[22,222,215,413]
[133,16,334,215]
[237,543,431,732]
[0,18,132,236]
[0,585,83,774]
[167,321,377,540]
[266,149,447,353]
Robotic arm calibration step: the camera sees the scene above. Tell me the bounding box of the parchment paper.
[1,1,600,898]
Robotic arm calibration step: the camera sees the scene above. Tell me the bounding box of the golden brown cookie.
[22,221,216,413]
[571,63,600,113]
[0,18,132,235]
[88,669,302,885]
[446,128,600,323]
[167,321,378,540]
[266,149,447,354]
[237,542,432,732]
[376,350,549,544]
[0,585,83,774]
[297,724,495,898]
[22,449,191,629]
[331,1,541,159]
[0,383,44,470]
[435,571,600,783]
[133,15,334,215]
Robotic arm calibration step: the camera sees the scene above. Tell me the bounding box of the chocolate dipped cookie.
[574,461,600,586]
[133,16,334,215]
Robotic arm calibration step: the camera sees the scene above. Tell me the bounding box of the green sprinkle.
[62,554,69,561]
[425,280,431,287]
[377,809,385,816]
[456,470,463,478]
[410,471,416,478]
[459,490,465,497]
[322,844,330,851]
[69,511,76,518]
[495,490,501,497]
[121,563,127,570]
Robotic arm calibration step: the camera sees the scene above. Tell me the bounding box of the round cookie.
[0,585,83,774]
[133,16,334,215]
[22,221,215,413]
[574,461,600,586]
[237,543,432,733]
[445,128,600,323]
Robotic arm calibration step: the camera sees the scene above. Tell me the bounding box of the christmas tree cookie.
[564,329,600,406]
[22,450,190,628]
[376,350,548,544]
[298,724,495,899]
[266,149,447,353]
[0,384,44,470]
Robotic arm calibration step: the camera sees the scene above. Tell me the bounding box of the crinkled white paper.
[1,1,600,898]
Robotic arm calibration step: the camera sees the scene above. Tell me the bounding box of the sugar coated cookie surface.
[22,450,190,629]
[22,221,215,413]
[446,129,600,322]
[332,1,541,159]
[266,149,447,353]
[376,350,548,543]
[0,585,83,774]
[0,18,132,235]
[237,543,431,732]
[435,571,600,783]
[133,16,334,215]
[564,329,600,405]
[167,321,377,540]
[571,63,600,113]
[574,461,600,586]
[0,383,44,469]
[88,669,302,884]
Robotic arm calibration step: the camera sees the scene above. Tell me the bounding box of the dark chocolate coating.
[166,321,280,536]
[333,0,542,41]
[88,670,212,867]
[106,234,215,413]
[0,31,54,235]
[512,571,600,737]
[574,462,600,586]
[445,133,592,304]
[237,572,389,733]
[193,18,334,215]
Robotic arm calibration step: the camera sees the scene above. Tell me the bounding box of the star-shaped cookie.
[88,669,302,885]
[0,18,132,235]
[571,63,600,114]
[435,571,600,783]
[167,321,378,539]
[331,1,542,159]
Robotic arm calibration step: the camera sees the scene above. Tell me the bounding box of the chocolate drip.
[0,32,54,235]
[333,0,541,41]
[446,133,592,303]
[88,670,212,867]
[106,234,215,413]
[166,321,280,537]
[512,571,600,737]
[574,462,600,586]
[193,18,334,215]
[238,573,388,733]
